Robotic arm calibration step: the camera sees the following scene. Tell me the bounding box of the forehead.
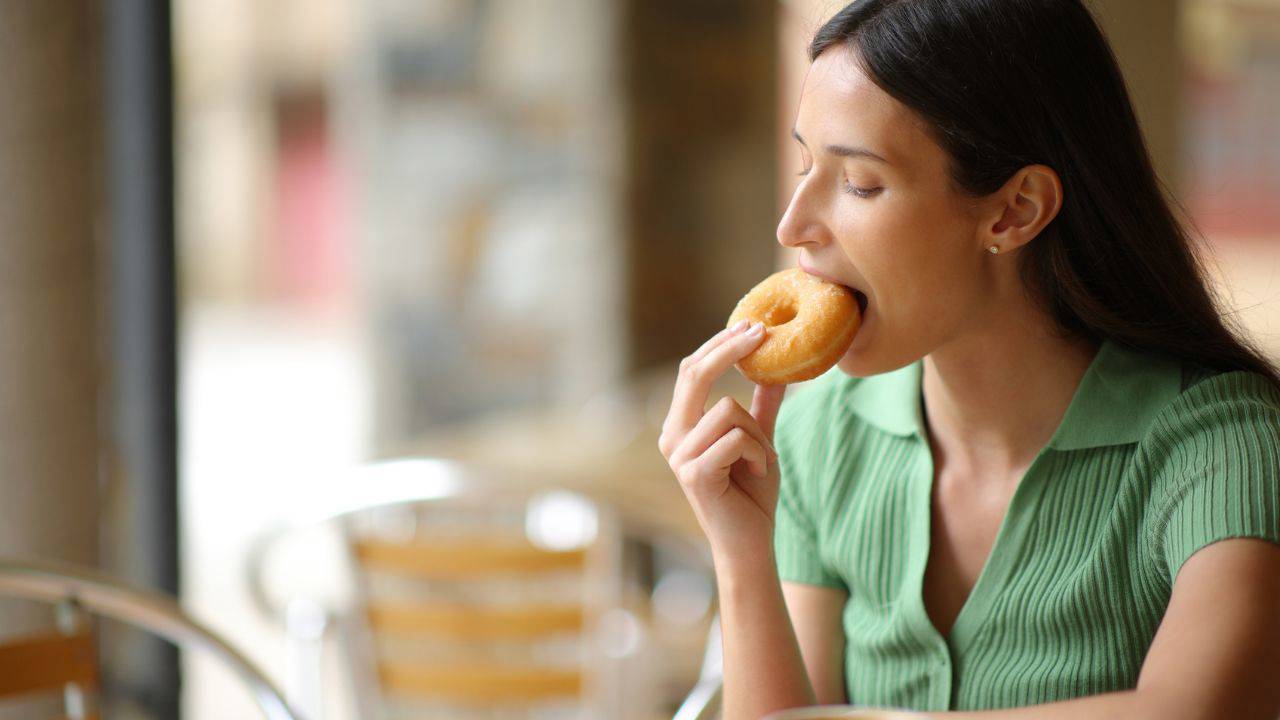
[795,47,934,168]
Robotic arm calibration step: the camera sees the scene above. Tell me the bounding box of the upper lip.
[799,260,861,294]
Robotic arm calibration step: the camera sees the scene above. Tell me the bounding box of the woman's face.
[778,47,995,377]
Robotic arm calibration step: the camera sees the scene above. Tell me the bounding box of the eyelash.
[796,168,882,199]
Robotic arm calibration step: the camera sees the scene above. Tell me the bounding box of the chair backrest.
[0,598,98,717]
[0,629,97,697]
[341,488,620,719]
[247,458,718,720]
[0,558,299,720]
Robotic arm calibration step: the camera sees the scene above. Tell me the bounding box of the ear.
[982,164,1062,253]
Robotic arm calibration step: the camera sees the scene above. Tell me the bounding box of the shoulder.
[1136,363,1280,579]
[1141,365,1280,479]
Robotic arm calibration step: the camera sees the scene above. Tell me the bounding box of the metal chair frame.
[0,556,300,720]
[672,611,722,720]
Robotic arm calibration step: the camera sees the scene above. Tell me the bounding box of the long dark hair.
[810,0,1280,391]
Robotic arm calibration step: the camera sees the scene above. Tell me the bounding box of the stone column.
[0,0,103,713]
[0,0,103,613]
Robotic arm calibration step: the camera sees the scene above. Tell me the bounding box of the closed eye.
[844,182,883,199]
[797,166,883,199]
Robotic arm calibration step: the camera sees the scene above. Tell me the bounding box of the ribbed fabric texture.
[772,342,1280,712]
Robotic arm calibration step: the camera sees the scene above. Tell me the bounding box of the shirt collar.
[844,339,1186,450]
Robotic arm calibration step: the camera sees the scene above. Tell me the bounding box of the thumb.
[750,383,787,443]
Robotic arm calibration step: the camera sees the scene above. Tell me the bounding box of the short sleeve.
[773,382,846,589]
[1148,371,1280,582]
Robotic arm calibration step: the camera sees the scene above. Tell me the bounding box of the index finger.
[667,320,749,410]
[684,319,750,368]
[666,322,768,436]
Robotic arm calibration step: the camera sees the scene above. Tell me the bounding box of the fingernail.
[747,322,765,336]
[732,319,749,332]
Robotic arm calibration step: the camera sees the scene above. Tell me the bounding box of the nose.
[776,179,827,250]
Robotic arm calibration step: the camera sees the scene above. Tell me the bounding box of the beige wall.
[1089,0,1182,186]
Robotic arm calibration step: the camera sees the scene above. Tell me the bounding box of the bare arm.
[658,323,821,719]
[718,546,819,719]
[716,554,851,718]
[782,581,848,704]
[932,538,1280,720]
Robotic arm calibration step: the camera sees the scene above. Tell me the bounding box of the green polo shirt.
[772,338,1280,712]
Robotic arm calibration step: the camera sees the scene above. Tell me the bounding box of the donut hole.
[763,302,798,327]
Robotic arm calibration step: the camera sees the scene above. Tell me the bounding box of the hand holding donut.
[659,268,861,564]
[658,321,788,566]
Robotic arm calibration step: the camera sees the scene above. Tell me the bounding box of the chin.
[835,346,879,378]
[833,304,882,378]
[834,324,918,378]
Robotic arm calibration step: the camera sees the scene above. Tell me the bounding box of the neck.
[920,298,1100,480]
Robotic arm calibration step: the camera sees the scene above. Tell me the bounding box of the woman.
[658,1,1280,718]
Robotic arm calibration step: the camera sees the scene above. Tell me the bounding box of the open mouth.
[852,290,868,316]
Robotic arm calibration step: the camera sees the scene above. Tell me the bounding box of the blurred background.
[0,0,1276,718]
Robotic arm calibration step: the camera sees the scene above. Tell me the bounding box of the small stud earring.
[988,245,1000,255]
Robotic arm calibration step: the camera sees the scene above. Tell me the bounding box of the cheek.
[838,197,979,323]
[828,180,990,372]
[835,193,967,285]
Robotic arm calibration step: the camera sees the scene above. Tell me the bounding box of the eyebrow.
[792,128,890,164]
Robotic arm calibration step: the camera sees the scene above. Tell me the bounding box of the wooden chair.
[0,557,299,720]
[249,457,722,719]
[0,597,97,718]
[345,494,618,718]
[249,458,632,719]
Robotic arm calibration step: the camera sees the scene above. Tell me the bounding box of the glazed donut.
[726,267,862,385]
